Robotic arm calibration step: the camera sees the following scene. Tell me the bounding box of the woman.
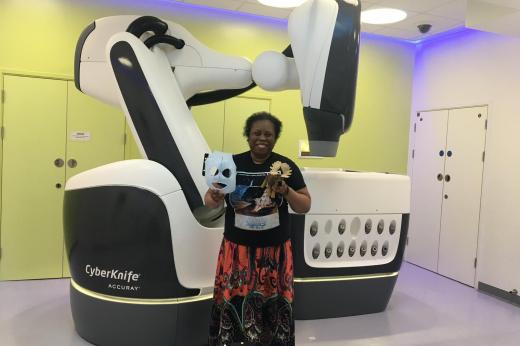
[205,111,311,346]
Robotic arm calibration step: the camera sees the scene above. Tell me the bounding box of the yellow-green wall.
[0,0,415,174]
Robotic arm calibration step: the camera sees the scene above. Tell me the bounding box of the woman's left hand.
[272,179,289,196]
[278,183,311,214]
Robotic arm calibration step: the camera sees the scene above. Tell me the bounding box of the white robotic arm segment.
[252,51,299,91]
[76,15,253,103]
[288,0,338,108]
[160,21,253,100]
[106,31,212,203]
[76,16,141,106]
[287,0,360,156]
[174,65,252,101]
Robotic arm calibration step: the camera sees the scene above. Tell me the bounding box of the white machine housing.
[300,169,410,268]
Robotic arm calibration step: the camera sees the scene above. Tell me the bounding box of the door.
[223,97,271,153]
[437,106,487,286]
[0,75,67,280]
[62,82,126,276]
[65,82,125,176]
[407,110,449,271]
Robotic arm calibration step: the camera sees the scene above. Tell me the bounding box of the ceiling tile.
[182,0,242,11]
[361,22,384,33]
[467,0,520,37]
[477,0,520,10]
[373,26,418,39]
[361,0,379,10]
[372,0,453,13]
[428,0,467,21]
[388,12,462,33]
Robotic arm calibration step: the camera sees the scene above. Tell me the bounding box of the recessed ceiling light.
[258,0,308,8]
[361,8,407,24]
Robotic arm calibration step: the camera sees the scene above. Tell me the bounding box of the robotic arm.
[69,0,361,294]
[75,0,360,158]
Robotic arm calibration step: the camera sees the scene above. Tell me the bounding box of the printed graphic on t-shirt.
[230,161,292,231]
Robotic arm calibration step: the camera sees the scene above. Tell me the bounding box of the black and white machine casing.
[65,1,410,345]
[290,169,409,319]
[65,160,220,346]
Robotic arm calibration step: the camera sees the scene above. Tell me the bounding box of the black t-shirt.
[224,151,306,247]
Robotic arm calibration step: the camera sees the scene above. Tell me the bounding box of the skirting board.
[478,281,520,307]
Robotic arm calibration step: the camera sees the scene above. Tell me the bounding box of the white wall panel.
[410,29,520,292]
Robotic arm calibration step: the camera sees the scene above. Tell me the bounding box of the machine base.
[70,283,211,346]
[293,273,398,320]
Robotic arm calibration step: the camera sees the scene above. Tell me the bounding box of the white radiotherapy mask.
[203,151,236,194]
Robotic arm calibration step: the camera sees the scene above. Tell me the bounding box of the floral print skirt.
[209,238,294,346]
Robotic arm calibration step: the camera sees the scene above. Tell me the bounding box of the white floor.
[1,262,519,346]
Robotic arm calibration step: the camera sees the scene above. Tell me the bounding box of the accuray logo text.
[85,264,141,283]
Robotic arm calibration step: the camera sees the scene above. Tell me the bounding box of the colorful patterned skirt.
[209,238,295,346]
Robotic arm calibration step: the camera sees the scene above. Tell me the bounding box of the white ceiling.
[174,0,469,41]
[466,0,520,37]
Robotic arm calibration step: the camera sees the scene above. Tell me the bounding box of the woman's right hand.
[210,189,225,203]
[204,187,225,208]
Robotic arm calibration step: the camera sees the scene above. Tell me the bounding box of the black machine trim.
[282,45,293,58]
[303,107,345,143]
[293,275,398,319]
[144,34,185,49]
[74,21,96,91]
[187,82,257,107]
[64,187,199,299]
[127,16,168,38]
[110,41,203,211]
[320,0,360,134]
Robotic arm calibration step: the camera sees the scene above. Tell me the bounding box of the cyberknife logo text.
[85,264,141,283]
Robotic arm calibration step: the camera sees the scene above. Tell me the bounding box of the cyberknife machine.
[65,1,410,345]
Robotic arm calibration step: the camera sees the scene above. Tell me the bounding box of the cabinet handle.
[56,183,62,189]
[444,194,448,199]
[447,150,453,157]
[437,173,444,181]
[445,174,451,182]
[54,158,64,167]
[67,158,78,168]
[439,150,445,157]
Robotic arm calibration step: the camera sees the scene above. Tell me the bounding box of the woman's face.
[247,120,277,158]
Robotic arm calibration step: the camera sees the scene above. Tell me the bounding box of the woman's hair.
[243,111,283,140]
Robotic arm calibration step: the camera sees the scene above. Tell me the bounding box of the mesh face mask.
[204,151,236,194]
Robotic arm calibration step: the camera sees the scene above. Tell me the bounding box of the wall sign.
[70,131,91,141]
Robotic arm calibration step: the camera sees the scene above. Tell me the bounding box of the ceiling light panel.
[361,8,407,24]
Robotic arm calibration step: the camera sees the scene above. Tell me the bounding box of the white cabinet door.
[438,106,487,286]
[407,110,449,271]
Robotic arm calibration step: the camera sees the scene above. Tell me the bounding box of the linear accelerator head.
[288,0,360,157]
